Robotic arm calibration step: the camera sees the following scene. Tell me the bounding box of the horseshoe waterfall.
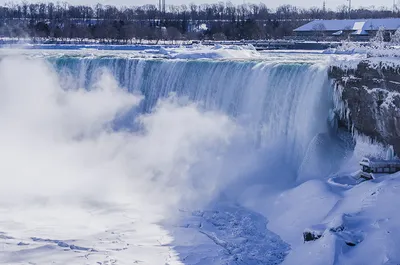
[0,50,394,265]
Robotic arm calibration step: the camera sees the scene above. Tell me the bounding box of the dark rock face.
[303,224,362,246]
[329,61,400,154]
[303,230,322,242]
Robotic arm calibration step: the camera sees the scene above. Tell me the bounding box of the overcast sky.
[0,0,395,10]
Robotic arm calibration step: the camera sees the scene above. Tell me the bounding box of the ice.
[0,41,264,60]
[169,203,290,265]
[158,44,261,59]
[0,205,184,264]
[0,47,399,265]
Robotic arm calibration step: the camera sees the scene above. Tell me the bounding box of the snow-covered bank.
[323,39,400,59]
[279,171,400,265]
[321,42,400,264]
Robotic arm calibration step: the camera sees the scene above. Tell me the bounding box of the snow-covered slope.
[280,172,400,265]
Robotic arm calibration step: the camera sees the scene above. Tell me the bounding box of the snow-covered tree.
[370,27,386,49]
[390,28,400,45]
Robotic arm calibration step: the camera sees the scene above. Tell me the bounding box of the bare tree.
[0,1,398,42]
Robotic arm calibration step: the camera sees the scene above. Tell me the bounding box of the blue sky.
[0,0,395,10]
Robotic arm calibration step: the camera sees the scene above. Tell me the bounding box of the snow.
[362,87,400,110]
[158,44,261,59]
[267,180,341,245]
[0,41,263,60]
[0,47,400,265]
[295,18,400,34]
[0,204,182,264]
[170,203,290,265]
[323,40,400,64]
[0,38,195,47]
[0,202,291,265]
[264,170,400,265]
[328,50,400,73]
[0,42,261,60]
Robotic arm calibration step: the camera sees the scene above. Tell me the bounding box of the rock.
[303,226,325,242]
[345,241,356,246]
[303,223,363,246]
[329,225,344,233]
[303,230,322,242]
[329,60,400,154]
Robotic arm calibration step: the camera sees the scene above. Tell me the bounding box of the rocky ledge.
[329,60,400,154]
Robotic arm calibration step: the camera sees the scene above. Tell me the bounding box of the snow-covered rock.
[329,59,400,155]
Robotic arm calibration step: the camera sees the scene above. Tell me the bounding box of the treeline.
[0,2,398,41]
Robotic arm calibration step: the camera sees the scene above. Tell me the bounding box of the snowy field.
[0,45,397,265]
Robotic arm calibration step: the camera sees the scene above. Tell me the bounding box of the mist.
[0,56,248,219]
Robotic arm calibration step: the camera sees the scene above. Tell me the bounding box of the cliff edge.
[329,60,400,154]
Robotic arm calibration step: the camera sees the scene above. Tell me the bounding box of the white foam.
[159,44,261,59]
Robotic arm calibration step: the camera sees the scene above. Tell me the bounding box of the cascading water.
[0,52,356,265]
[54,57,341,184]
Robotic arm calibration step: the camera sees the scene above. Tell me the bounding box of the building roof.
[360,157,400,167]
[294,18,400,35]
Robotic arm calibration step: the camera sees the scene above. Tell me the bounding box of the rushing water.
[0,51,354,264]
[53,57,338,178]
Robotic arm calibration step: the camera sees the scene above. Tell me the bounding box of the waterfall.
[53,58,335,176]
[0,54,356,265]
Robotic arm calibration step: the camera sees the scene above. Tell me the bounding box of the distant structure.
[294,18,400,40]
[359,157,400,180]
[359,146,400,180]
[348,0,351,18]
[158,0,166,13]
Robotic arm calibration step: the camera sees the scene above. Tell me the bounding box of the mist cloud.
[0,56,241,218]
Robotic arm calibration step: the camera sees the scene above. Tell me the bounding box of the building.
[294,18,400,40]
[359,157,400,180]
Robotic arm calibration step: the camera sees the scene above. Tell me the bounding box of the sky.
[0,0,396,10]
